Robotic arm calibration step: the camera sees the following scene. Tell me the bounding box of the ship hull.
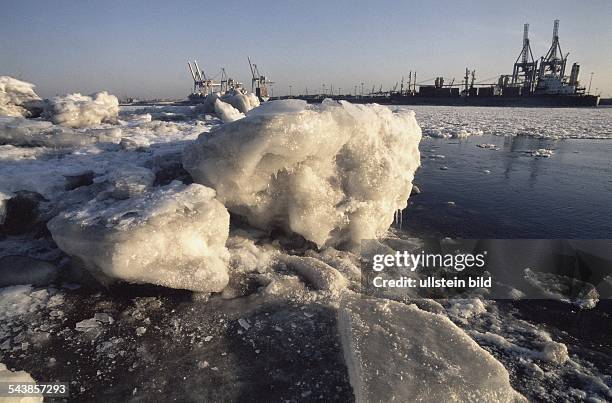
[389,94,600,107]
[287,94,600,107]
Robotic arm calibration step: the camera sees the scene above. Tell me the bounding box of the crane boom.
[247,57,255,78]
[194,60,205,81]
[187,62,197,82]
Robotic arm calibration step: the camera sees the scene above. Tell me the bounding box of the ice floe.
[338,295,526,402]
[47,182,230,292]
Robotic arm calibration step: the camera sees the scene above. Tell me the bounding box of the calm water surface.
[402,134,612,238]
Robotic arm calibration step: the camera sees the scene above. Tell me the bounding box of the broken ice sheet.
[524,268,599,309]
[338,294,526,403]
[47,182,230,292]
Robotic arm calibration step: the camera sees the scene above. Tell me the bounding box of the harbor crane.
[539,20,567,80]
[248,57,274,100]
[220,68,243,92]
[511,23,538,93]
[535,20,581,94]
[187,60,221,95]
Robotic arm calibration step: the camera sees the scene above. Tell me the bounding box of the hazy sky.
[1,0,611,99]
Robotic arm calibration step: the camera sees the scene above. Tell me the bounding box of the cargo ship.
[287,20,600,107]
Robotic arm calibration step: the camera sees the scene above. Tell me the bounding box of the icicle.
[397,209,404,229]
[393,208,403,229]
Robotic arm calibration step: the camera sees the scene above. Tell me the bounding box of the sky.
[1,0,611,99]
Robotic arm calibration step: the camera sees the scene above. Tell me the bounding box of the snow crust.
[0,76,41,118]
[45,92,119,128]
[338,295,526,403]
[47,182,230,292]
[184,99,422,247]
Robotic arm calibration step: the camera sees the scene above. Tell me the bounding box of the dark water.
[402,135,612,238]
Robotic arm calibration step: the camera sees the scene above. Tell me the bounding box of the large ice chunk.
[338,295,526,403]
[220,89,260,113]
[47,182,230,292]
[214,99,245,123]
[45,91,119,128]
[0,76,41,117]
[191,89,259,115]
[183,100,421,247]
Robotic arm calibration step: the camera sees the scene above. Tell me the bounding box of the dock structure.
[185,20,599,107]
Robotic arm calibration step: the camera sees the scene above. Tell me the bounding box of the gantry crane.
[248,57,274,100]
[511,23,538,93]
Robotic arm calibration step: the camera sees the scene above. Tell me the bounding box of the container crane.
[248,57,274,100]
[511,23,538,93]
[187,60,221,96]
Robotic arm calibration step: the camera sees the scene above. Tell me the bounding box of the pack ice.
[47,182,230,292]
[183,99,422,247]
[338,296,526,403]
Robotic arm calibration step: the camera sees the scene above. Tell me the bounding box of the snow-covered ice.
[0,76,41,118]
[44,92,119,128]
[184,99,422,247]
[220,89,260,114]
[0,117,122,148]
[48,182,230,292]
[214,99,245,123]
